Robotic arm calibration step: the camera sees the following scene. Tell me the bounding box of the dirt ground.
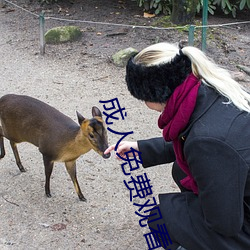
[0,0,249,249]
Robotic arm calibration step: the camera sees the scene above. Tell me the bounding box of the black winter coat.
[138,84,250,250]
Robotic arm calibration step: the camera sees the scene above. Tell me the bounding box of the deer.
[0,94,111,201]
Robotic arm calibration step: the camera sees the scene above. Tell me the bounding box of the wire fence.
[3,0,250,55]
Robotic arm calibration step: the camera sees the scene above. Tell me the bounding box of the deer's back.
[0,94,79,147]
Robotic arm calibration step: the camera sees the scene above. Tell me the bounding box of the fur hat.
[125,52,192,103]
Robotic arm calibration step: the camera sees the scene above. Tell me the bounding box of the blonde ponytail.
[182,46,250,112]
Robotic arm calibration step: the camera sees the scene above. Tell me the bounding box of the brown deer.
[0,94,110,201]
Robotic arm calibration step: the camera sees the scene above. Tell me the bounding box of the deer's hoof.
[79,196,87,202]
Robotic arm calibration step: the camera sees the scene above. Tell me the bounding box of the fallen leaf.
[51,223,67,231]
[143,12,155,18]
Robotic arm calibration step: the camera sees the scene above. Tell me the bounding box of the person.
[104,42,250,250]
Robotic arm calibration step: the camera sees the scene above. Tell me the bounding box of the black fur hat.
[125,52,192,103]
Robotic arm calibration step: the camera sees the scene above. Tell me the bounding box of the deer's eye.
[89,133,94,139]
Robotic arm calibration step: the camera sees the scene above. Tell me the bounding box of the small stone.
[39,223,50,228]
[0,0,6,8]
[112,47,138,67]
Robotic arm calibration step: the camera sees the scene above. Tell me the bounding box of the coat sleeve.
[137,137,176,168]
[185,136,249,237]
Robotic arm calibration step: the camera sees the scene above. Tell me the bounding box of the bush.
[38,0,58,4]
[212,0,250,17]
[135,0,172,15]
[135,0,250,18]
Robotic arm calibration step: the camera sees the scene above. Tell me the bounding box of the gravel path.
[0,4,176,250]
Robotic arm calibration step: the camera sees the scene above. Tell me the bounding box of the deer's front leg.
[43,155,54,198]
[65,160,86,202]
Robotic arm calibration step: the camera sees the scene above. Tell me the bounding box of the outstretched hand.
[104,141,139,160]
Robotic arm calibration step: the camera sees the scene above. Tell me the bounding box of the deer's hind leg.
[0,126,5,159]
[10,141,26,172]
[43,155,54,198]
[65,161,86,202]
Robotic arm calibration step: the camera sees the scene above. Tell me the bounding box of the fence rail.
[3,0,250,55]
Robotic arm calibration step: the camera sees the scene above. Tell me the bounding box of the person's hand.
[104,141,139,160]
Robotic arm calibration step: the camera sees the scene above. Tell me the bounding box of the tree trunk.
[171,0,198,25]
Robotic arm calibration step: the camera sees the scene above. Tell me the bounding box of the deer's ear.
[76,111,85,125]
[92,106,102,118]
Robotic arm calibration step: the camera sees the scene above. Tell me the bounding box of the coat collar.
[179,83,220,140]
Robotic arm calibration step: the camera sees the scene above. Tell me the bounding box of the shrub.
[135,0,172,15]
[135,0,250,17]
[38,0,58,4]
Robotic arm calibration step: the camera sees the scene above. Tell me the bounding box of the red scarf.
[158,73,200,194]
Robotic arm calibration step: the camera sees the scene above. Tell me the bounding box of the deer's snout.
[102,152,111,159]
